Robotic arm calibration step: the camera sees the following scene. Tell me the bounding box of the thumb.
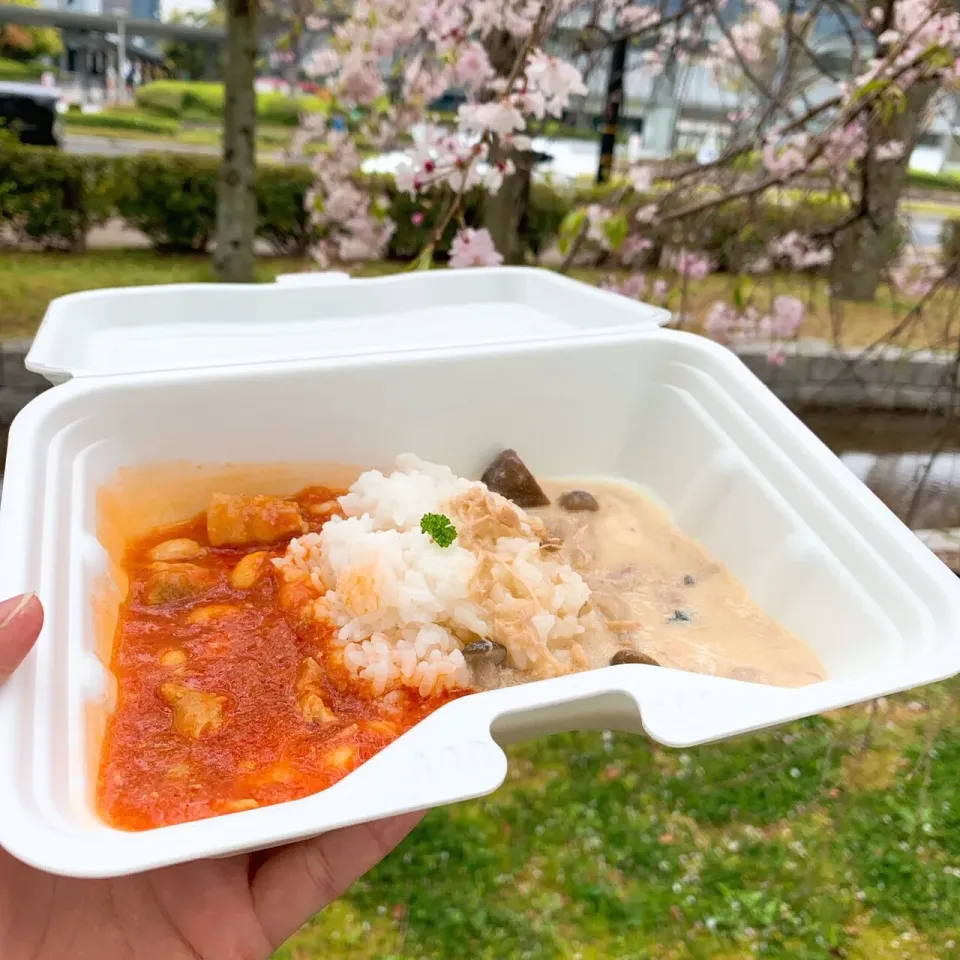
[0,594,44,682]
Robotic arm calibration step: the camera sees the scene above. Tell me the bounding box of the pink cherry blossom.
[635,204,658,225]
[457,100,526,138]
[762,133,808,179]
[889,254,945,298]
[767,350,787,367]
[524,50,588,117]
[609,274,648,300]
[665,248,712,280]
[630,166,653,193]
[769,296,805,338]
[875,140,906,161]
[769,232,833,269]
[704,302,739,339]
[753,0,781,29]
[621,235,653,264]
[449,227,503,268]
[454,42,494,89]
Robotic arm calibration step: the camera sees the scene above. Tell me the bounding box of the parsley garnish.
[421,513,457,548]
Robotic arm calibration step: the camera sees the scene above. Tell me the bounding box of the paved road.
[64,134,288,164]
[65,133,223,157]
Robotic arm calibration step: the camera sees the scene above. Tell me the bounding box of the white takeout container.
[2,267,958,879]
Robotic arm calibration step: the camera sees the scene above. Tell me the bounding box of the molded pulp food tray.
[1,268,959,879]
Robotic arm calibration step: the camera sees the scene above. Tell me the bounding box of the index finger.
[0,594,44,682]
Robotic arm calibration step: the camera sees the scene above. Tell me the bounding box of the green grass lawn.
[278,680,960,959]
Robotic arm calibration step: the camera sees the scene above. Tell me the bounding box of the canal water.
[799,409,960,530]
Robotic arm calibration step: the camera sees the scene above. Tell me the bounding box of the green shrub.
[136,80,328,126]
[134,80,187,118]
[0,143,114,250]
[64,108,179,136]
[111,153,219,252]
[0,57,43,81]
[0,142,907,269]
[255,163,317,255]
[108,153,319,255]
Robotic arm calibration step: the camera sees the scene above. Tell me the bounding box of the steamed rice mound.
[273,456,596,697]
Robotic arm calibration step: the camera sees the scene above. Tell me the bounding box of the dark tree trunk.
[481,30,531,265]
[214,0,258,283]
[830,80,936,302]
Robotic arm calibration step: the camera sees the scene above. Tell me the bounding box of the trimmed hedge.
[0,57,43,81]
[0,143,113,250]
[112,154,220,252]
[64,109,180,136]
[135,80,328,126]
[0,143,899,270]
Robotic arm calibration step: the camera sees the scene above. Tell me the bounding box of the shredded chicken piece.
[294,657,338,724]
[207,493,306,547]
[144,564,216,606]
[449,487,546,552]
[160,682,226,739]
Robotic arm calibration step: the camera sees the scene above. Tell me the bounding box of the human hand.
[0,594,425,960]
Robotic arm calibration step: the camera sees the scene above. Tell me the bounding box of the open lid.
[26,267,670,384]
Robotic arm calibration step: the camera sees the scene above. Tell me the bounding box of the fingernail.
[0,594,36,630]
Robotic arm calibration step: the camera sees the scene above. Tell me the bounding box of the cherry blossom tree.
[290,0,960,306]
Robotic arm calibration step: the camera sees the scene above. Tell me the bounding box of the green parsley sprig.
[420,513,457,548]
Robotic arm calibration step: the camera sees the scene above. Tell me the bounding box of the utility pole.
[596,36,627,184]
[113,8,127,101]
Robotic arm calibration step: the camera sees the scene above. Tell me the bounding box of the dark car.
[0,82,63,148]
[428,88,467,114]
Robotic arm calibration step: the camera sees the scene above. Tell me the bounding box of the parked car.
[428,88,467,113]
[0,82,63,147]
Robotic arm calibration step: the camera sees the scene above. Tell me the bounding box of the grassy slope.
[279,680,960,960]
[0,251,952,352]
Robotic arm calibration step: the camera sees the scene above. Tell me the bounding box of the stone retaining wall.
[736,340,960,412]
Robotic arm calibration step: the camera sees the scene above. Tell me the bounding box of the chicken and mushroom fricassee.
[98,452,825,830]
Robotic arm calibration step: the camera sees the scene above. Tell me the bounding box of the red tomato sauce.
[97,486,464,831]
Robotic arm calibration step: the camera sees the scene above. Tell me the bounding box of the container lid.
[26,267,670,383]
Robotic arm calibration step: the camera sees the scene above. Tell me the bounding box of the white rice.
[274,455,594,698]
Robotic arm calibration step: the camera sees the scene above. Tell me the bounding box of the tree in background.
[0,0,61,64]
[164,9,223,81]
[214,0,258,283]
[290,0,960,308]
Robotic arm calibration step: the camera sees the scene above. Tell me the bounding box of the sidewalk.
[85,219,281,256]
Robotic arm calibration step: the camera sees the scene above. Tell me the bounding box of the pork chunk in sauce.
[144,563,217,605]
[160,682,226,739]
[207,493,306,546]
[295,657,338,724]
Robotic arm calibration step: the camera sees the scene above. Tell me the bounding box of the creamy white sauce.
[531,478,826,687]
